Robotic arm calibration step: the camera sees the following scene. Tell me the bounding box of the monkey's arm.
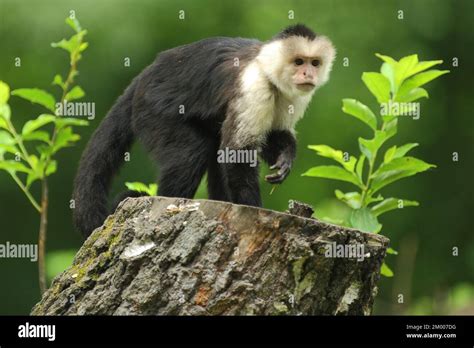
[261,130,296,184]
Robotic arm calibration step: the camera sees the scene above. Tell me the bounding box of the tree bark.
[31,196,389,315]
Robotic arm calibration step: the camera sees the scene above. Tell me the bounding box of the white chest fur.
[232,62,312,147]
[272,92,312,133]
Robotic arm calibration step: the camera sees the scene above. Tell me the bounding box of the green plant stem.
[38,178,48,295]
[36,42,80,296]
[60,59,77,102]
[46,62,76,159]
[9,172,41,212]
[360,156,376,207]
[6,119,34,168]
[360,92,397,206]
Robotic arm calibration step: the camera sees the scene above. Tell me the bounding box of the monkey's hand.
[265,153,292,184]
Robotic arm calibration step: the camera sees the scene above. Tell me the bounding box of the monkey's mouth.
[296,82,316,90]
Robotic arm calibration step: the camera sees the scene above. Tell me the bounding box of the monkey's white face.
[257,35,336,98]
[289,56,322,93]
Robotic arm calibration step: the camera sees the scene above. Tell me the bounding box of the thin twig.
[38,178,48,295]
[10,172,41,212]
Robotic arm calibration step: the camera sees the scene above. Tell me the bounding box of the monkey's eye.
[312,59,321,67]
[294,58,304,66]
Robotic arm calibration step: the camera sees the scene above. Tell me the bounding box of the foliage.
[0,16,89,293]
[303,53,449,276]
[125,182,158,196]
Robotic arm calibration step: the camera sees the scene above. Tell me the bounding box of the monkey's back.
[133,37,262,123]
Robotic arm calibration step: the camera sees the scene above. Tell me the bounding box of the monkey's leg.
[221,159,262,207]
[261,130,296,184]
[151,122,211,199]
[207,158,230,201]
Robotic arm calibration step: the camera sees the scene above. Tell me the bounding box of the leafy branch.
[302,53,449,276]
[0,16,89,294]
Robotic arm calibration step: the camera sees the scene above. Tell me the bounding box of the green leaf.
[148,184,158,195]
[46,160,57,176]
[51,30,87,58]
[0,160,32,173]
[376,54,445,93]
[410,59,444,76]
[341,98,377,131]
[25,155,42,187]
[371,197,419,217]
[358,130,390,162]
[64,86,85,101]
[0,104,11,121]
[383,118,398,139]
[65,17,82,33]
[22,114,56,135]
[394,54,419,86]
[52,127,80,153]
[367,194,384,204]
[308,144,357,172]
[54,117,89,128]
[395,87,429,103]
[0,130,17,156]
[383,146,397,164]
[349,207,382,233]
[0,116,8,130]
[125,182,149,193]
[11,88,56,112]
[22,130,50,143]
[0,130,14,144]
[26,172,40,188]
[26,154,56,180]
[380,62,396,94]
[371,156,436,193]
[79,42,89,52]
[28,154,40,172]
[397,70,450,97]
[335,190,362,209]
[0,143,18,155]
[36,144,52,159]
[386,247,398,255]
[380,262,394,277]
[302,165,363,188]
[375,53,398,65]
[125,182,158,196]
[393,143,418,159]
[362,72,391,103]
[0,81,10,104]
[52,74,65,89]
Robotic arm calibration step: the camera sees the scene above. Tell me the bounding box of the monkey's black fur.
[73,27,309,238]
[274,24,317,41]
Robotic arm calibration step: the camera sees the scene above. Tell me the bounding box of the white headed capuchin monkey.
[73,24,336,238]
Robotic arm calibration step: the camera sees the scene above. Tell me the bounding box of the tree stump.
[31,196,389,315]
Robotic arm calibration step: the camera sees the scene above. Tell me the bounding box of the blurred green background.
[0,0,473,315]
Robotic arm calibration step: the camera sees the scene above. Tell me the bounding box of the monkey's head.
[257,24,336,98]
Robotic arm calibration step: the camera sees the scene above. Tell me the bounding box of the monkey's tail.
[72,80,137,238]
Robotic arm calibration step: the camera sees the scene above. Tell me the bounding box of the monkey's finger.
[279,163,290,174]
[265,167,289,183]
[265,173,283,183]
[270,163,280,170]
[271,158,291,170]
